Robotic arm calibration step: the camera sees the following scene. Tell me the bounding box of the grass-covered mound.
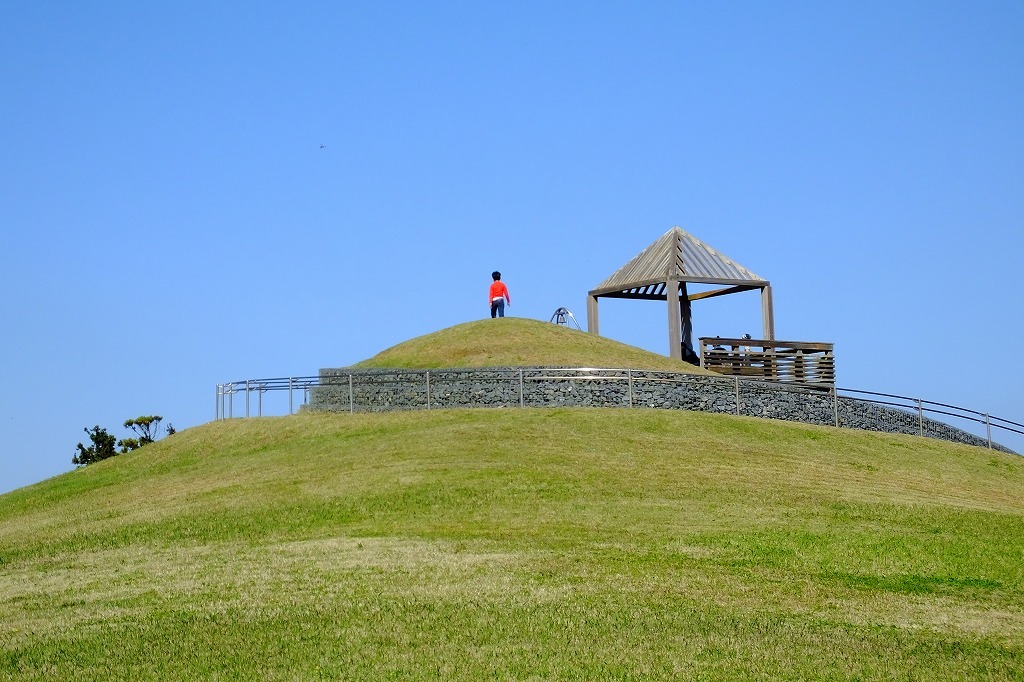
[354,317,715,373]
[2,409,1023,680]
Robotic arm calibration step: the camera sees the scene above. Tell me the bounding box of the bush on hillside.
[72,426,118,466]
[72,415,171,466]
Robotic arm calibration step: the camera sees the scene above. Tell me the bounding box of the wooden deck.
[698,337,835,388]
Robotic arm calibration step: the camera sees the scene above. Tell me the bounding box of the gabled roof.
[589,226,769,298]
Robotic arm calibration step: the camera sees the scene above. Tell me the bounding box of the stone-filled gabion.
[306,367,1013,454]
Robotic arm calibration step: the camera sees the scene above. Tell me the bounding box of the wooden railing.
[698,337,835,387]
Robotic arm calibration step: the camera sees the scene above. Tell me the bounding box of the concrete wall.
[307,367,1013,454]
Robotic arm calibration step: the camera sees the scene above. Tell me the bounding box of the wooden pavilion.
[586,226,776,363]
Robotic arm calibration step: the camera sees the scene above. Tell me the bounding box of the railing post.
[288,378,294,415]
[258,383,263,417]
[426,371,431,410]
[228,385,233,419]
[735,376,741,415]
[986,413,992,449]
[917,399,924,436]
[833,386,839,428]
[628,369,633,408]
[349,374,354,414]
[216,385,221,420]
[245,380,250,418]
[519,369,524,408]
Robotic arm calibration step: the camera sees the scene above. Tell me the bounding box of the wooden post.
[587,294,600,335]
[667,277,682,360]
[761,285,775,341]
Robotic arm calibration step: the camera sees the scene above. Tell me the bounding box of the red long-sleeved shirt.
[489,281,510,304]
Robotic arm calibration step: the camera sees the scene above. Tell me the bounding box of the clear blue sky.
[2,2,1022,493]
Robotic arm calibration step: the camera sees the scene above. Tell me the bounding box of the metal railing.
[216,376,320,420]
[833,387,1022,451]
[215,369,1023,453]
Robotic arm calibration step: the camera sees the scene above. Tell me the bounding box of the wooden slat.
[600,291,664,301]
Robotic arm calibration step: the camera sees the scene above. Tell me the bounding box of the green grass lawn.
[353,317,715,372]
[2,409,1022,680]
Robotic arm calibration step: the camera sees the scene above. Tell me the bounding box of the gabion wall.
[307,367,1013,454]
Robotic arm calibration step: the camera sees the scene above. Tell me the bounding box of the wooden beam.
[698,337,833,351]
[587,294,599,335]
[687,284,757,302]
[589,276,767,298]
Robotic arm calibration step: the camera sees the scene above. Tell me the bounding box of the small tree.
[123,416,163,445]
[73,426,118,466]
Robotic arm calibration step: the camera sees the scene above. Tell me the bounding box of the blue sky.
[2,2,1022,493]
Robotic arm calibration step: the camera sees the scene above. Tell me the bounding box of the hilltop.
[353,317,716,372]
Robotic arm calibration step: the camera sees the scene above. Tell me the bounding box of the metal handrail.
[834,387,1023,435]
[215,368,1022,450]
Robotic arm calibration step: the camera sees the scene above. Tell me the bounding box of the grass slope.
[2,409,1023,680]
[354,317,715,373]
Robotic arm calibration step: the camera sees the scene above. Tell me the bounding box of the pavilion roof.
[589,226,769,298]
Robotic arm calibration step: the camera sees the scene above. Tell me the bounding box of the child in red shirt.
[489,271,511,318]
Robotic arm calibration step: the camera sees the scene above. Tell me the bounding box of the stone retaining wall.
[306,367,1013,454]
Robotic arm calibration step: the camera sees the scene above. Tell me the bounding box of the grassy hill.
[353,317,716,372]
[2,321,1023,680]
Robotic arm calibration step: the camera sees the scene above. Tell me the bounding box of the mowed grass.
[2,409,1023,680]
[354,317,716,373]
